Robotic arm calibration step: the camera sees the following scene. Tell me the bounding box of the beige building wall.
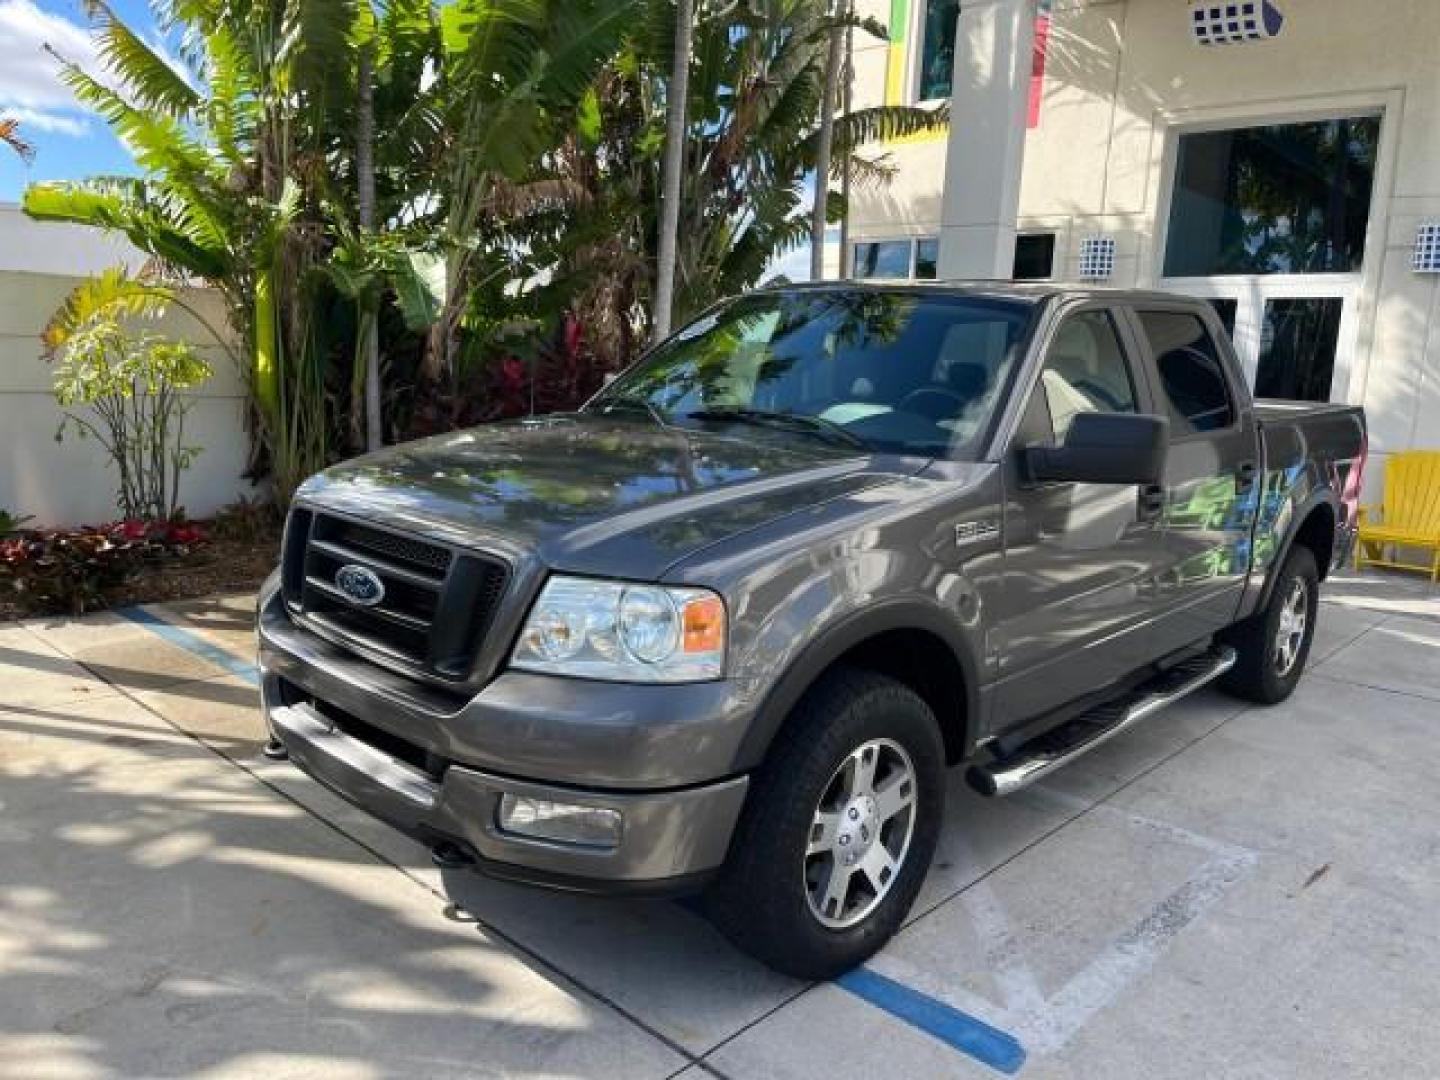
[848,0,958,247]
[848,0,1440,490]
[0,205,254,527]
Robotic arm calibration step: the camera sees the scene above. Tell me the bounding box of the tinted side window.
[1031,310,1138,444]
[1136,311,1235,436]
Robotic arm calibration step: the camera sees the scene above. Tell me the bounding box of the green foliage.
[23,0,944,502]
[538,0,947,369]
[41,266,179,358]
[52,316,214,521]
[0,510,34,537]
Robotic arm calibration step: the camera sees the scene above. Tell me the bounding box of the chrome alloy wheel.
[1274,577,1309,677]
[804,738,918,929]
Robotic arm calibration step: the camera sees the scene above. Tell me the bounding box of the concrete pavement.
[2,572,1438,1078]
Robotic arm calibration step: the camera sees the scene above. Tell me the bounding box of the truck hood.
[295,413,924,579]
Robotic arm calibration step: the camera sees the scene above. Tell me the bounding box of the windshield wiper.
[685,407,869,451]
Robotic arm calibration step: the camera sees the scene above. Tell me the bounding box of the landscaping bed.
[1,506,280,620]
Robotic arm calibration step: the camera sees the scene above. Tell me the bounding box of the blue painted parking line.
[120,604,1026,1072]
[836,967,1027,1075]
[117,605,260,687]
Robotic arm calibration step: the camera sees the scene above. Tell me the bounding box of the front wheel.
[705,668,945,980]
[1220,544,1320,704]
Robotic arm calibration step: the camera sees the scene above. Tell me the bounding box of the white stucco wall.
[848,0,1440,496]
[0,205,254,527]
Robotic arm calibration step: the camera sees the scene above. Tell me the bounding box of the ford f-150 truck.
[258,284,1366,978]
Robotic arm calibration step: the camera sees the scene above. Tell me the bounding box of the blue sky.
[0,0,163,202]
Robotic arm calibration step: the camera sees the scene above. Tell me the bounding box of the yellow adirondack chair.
[1356,451,1440,581]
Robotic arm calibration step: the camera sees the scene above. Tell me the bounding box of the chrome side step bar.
[966,646,1237,797]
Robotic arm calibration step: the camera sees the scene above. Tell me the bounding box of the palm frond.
[537,0,640,106]
[87,0,199,115]
[53,52,212,178]
[203,24,260,164]
[23,179,232,280]
[841,151,898,188]
[289,0,361,101]
[40,265,176,358]
[0,117,35,163]
[483,177,591,217]
[828,103,950,152]
[377,0,435,68]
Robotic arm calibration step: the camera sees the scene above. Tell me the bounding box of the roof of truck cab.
[760,280,1206,306]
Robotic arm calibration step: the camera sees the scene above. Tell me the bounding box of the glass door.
[1253,290,1348,401]
[1167,278,1357,403]
[1158,113,1381,404]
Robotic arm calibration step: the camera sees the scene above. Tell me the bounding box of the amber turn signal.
[681,595,726,655]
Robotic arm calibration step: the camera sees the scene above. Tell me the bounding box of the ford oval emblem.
[334,564,385,607]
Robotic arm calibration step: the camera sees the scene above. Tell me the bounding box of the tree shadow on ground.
[0,711,684,1078]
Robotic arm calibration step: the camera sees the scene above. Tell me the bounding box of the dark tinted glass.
[1013,233,1056,280]
[595,290,1036,457]
[1206,298,1239,340]
[915,238,939,279]
[1255,298,1342,402]
[918,0,961,100]
[1137,311,1235,435]
[1164,116,1380,277]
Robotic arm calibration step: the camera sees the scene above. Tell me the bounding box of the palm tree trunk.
[652,0,694,344]
[810,1,846,281]
[356,43,383,451]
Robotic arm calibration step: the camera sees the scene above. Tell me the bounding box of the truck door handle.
[1139,484,1166,521]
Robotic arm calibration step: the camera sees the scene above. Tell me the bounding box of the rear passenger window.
[1136,311,1235,436]
[1029,310,1138,444]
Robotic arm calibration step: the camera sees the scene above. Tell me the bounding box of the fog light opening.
[496,794,623,849]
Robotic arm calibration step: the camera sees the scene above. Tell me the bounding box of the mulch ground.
[0,532,279,622]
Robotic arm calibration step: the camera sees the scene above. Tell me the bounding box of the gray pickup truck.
[258,284,1366,978]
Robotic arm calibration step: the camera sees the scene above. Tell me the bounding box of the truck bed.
[1254,398,1364,423]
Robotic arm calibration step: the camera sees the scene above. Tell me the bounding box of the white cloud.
[0,104,88,137]
[0,0,101,137]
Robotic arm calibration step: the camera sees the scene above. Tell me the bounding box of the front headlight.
[511,576,726,682]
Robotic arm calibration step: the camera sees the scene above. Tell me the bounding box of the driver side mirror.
[1024,412,1169,486]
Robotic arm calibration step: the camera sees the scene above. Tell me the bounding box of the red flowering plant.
[0,519,207,615]
[107,518,208,552]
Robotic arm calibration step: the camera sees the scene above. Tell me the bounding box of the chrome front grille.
[281,509,509,682]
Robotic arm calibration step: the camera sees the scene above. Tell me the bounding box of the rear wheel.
[705,668,945,979]
[1220,545,1319,704]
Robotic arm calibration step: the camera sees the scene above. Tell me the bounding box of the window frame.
[1004,301,1153,466]
[1012,232,1058,282]
[1123,303,1245,444]
[1159,115,1382,281]
[850,236,941,281]
[908,0,963,106]
[1154,103,1388,293]
[1151,92,1400,413]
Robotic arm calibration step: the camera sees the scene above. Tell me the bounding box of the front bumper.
[257,581,749,893]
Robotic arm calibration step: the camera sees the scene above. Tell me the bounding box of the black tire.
[704,668,945,980]
[1220,544,1320,704]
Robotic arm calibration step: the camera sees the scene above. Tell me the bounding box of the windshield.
[589,289,1036,457]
